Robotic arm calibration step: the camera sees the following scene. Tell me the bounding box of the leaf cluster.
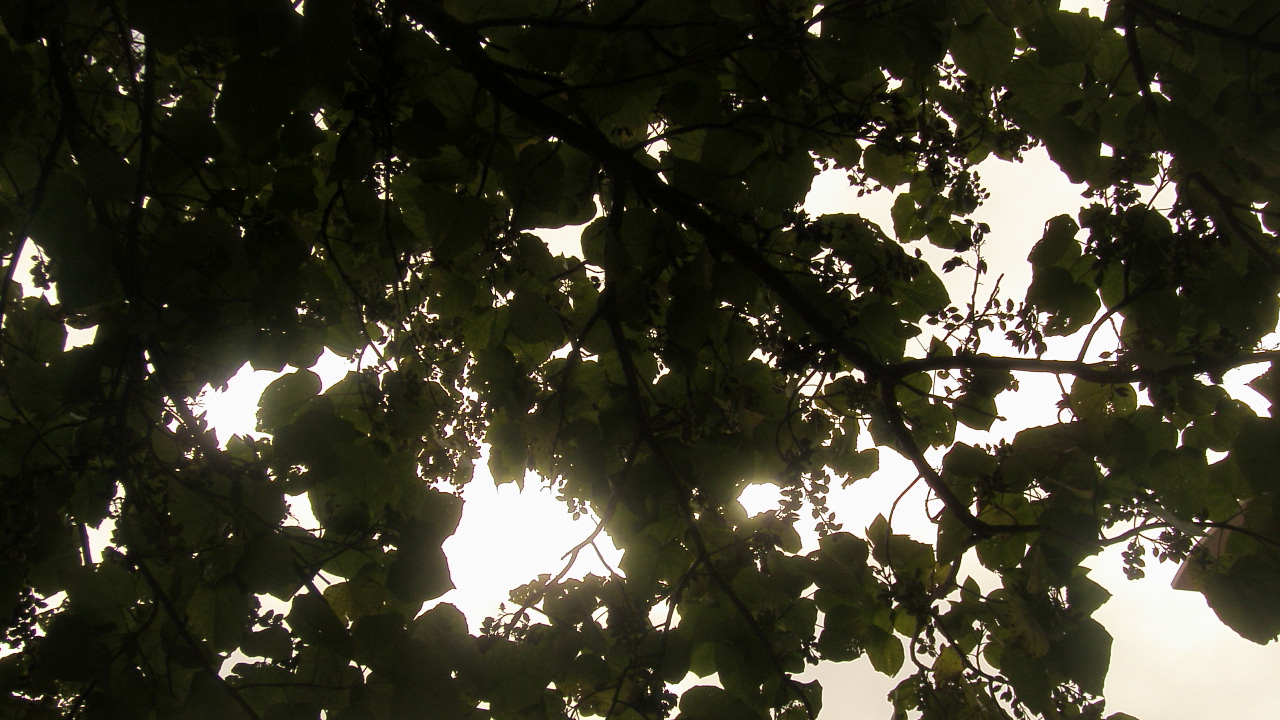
[1,0,1279,718]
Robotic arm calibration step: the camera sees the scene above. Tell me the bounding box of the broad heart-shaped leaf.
[1054,618,1112,695]
[1028,215,1081,268]
[949,12,1016,83]
[1232,417,1280,496]
[32,613,113,681]
[508,287,565,347]
[215,54,311,151]
[386,514,458,605]
[942,442,998,478]
[482,638,560,714]
[1201,551,1280,644]
[816,604,864,661]
[1027,265,1101,335]
[676,685,768,720]
[833,447,879,487]
[257,369,322,432]
[952,392,998,430]
[287,592,352,657]
[186,580,255,654]
[1066,572,1112,617]
[867,514,935,576]
[863,626,905,676]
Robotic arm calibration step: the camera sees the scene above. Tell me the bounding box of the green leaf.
[288,593,352,656]
[942,443,997,477]
[1027,265,1101,335]
[950,12,1016,82]
[1056,618,1112,695]
[483,639,559,713]
[936,509,973,564]
[238,533,301,599]
[33,614,112,681]
[676,685,768,720]
[509,288,565,347]
[1232,418,1280,495]
[953,392,998,430]
[834,447,879,487]
[1201,552,1280,644]
[386,522,456,605]
[1066,572,1112,617]
[816,604,864,662]
[257,369,322,432]
[186,580,254,653]
[863,627,904,676]
[1028,215,1081,268]
[242,626,293,662]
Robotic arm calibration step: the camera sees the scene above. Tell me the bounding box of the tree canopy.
[1,0,1279,717]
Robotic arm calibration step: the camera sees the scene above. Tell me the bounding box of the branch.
[402,0,886,380]
[890,349,1280,384]
[877,381,1037,538]
[1188,171,1280,274]
[134,560,264,720]
[1122,0,1160,114]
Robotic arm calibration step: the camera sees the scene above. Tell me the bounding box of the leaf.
[816,605,863,662]
[868,514,935,575]
[1069,378,1137,422]
[238,533,301,599]
[834,447,879,487]
[257,370,322,432]
[950,12,1016,82]
[186,580,254,653]
[1028,215,1081,268]
[33,614,112,681]
[1066,572,1112,617]
[864,145,910,188]
[288,592,352,656]
[1056,618,1112,695]
[483,639,559,714]
[936,509,973,564]
[999,646,1051,713]
[1201,552,1280,644]
[673,686,764,720]
[241,626,293,662]
[1039,115,1102,184]
[953,392,998,430]
[386,521,456,605]
[508,289,565,347]
[1232,418,1280,495]
[1027,265,1101,335]
[323,578,387,625]
[863,627,905,676]
[942,443,997,477]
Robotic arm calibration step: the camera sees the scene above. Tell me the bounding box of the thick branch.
[877,381,1038,538]
[891,349,1280,384]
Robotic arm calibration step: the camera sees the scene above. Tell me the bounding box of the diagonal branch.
[877,380,1038,538]
[890,349,1280,384]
